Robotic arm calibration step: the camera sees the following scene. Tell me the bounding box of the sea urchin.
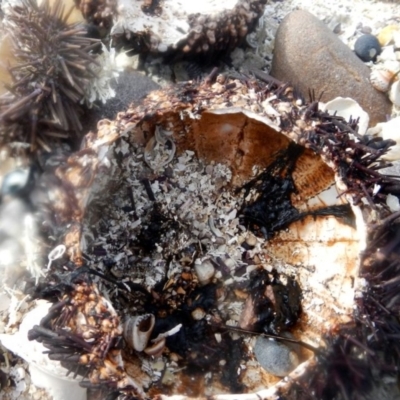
[0,0,101,150]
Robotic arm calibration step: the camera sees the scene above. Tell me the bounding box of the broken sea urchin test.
[109,0,268,58]
[19,73,386,399]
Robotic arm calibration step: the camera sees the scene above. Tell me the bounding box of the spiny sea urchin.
[0,0,101,150]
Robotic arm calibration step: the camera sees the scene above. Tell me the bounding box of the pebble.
[270,10,392,127]
[360,26,372,35]
[245,233,257,247]
[194,259,215,285]
[191,307,206,320]
[254,336,299,377]
[354,34,381,62]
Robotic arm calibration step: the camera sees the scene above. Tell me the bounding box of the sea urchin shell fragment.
[26,76,400,398]
[110,0,268,58]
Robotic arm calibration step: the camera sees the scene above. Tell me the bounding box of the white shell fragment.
[320,97,369,135]
[367,116,400,161]
[389,80,400,107]
[387,194,400,212]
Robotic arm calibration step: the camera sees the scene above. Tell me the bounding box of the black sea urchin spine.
[0,0,100,150]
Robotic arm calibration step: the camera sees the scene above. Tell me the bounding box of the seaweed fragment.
[238,142,302,239]
[241,268,302,335]
[239,142,356,238]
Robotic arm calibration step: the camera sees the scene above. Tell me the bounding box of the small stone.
[332,23,341,34]
[191,307,206,320]
[245,233,257,247]
[270,10,391,127]
[360,26,372,35]
[254,336,299,377]
[194,259,215,285]
[354,34,381,62]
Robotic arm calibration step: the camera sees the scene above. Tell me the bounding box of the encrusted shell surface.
[109,0,267,57]
[10,76,400,399]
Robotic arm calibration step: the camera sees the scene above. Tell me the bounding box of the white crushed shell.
[387,193,400,212]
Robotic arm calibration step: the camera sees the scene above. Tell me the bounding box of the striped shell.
[370,68,397,92]
[123,314,155,352]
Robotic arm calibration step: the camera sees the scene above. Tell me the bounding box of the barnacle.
[0,0,101,150]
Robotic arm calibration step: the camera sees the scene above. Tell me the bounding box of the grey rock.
[270,10,392,127]
[254,336,299,377]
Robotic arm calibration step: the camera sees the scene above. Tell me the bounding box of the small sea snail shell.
[123,314,155,352]
[144,337,166,357]
[370,68,397,93]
